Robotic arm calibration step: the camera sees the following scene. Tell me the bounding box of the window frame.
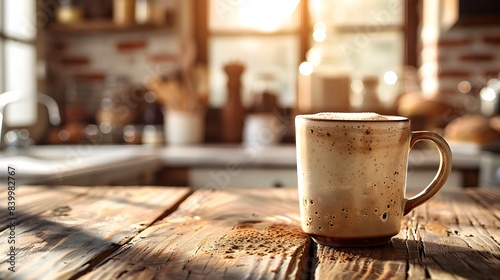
[0,1,5,92]
[0,0,38,126]
[193,0,311,65]
[193,0,420,110]
[0,1,38,93]
[194,0,419,66]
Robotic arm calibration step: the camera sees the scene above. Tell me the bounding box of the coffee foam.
[301,112,402,121]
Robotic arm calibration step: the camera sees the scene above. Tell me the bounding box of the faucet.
[0,91,61,149]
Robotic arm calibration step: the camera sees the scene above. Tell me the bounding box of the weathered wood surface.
[81,188,311,280]
[466,188,500,220]
[1,187,499,280]
[312,190,500,280]
[1,185,92,230]
[0,186,191,280]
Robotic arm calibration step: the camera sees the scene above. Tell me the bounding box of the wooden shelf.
[45,20,175,34]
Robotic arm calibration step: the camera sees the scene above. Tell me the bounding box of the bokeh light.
[457,80,472,94]
[299,61,314,76]
[383,71,398,85]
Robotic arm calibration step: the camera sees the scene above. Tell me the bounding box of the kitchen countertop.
[0,145,161,185]
[0,142,481,186]
[159,144,297,167]
[158,143,481,169]
[1,186,498,279]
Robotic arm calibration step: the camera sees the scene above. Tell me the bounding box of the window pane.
[327,32,403,73]
[309,31,403,104]
[209,36,299,107]
[4,40,37,126]
[0,1,3,31]
[4,0,36,40]
[309,0,403,27]
[308,0,405,106]
[0,39,3,92]
[209,0,301,32]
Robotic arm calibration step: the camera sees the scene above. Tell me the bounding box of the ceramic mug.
[164,110,204,145]
[295,112,452,247]
[243,113,282,148]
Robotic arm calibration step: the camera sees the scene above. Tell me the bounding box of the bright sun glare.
[239,0,301,32]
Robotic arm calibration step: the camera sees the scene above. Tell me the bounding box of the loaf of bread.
[444,115,500,145]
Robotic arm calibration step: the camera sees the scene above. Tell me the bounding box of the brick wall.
[420,25,500,108]
[46,32,181,101]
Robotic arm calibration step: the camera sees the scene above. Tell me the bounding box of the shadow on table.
[311,237,500,279]
[10,211,497,280]
[0,210,119,280]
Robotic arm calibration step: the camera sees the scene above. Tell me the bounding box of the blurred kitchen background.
[1,0,500,188]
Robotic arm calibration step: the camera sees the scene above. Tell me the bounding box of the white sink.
[0,145,160,185]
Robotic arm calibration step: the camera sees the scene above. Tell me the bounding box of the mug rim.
[296,112,408,122]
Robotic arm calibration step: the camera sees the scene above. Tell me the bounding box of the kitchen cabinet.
[188,167,463,190]
[190,167,298,189]
[479,152,500,188]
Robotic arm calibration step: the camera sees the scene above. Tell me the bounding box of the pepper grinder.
[221,62,246,143]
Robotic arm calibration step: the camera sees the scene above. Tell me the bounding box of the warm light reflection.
[299,61,314,76]
[421,27,438,42]
[239,0,301,32]
[58,130,70,141]
[481,87,496,102]
[350,79,364,93]
[308,0,323,21]
[313,22,327,42]
[383,71,398,85]
[457,80,472,94]
[487,78,499,86]
[421,78,437,94]
[306,46,323,66]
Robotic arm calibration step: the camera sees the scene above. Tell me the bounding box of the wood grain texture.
[81,188,311,280]
[2,187,498,280]
[0,185,92,230]
[466,188,500,220]
[312,190,500,280]
[0,186,191,280]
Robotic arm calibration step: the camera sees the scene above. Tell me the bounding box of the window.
[308,0,410,105]
[195,0,419,109]
[204,0,304,108]
[0,0,37,126]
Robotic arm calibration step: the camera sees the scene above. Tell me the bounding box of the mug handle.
[403,131,453,215]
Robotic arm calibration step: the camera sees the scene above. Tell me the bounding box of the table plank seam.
[145,188,194,227]
[69,188,195,279]
[3,188,498,280]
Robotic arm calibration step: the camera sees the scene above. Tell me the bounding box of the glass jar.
[57,0,83,24]
[95,75,135,143]
[113,0,136,25]
[135,0,153,24]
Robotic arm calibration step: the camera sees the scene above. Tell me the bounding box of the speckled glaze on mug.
[295,113,452,247]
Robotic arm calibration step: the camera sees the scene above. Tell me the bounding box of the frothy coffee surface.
[302,112,405,121]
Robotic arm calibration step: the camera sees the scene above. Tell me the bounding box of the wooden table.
[1,186,499,279]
